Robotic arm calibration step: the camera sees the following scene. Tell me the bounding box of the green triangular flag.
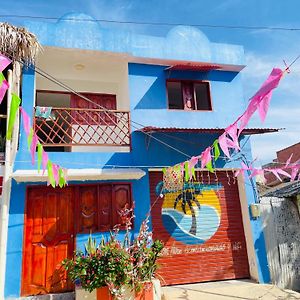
[7,93,21,140]
[206,161,215,173]
[37,143,43,173]
[213,140,221,161]
[58,168,66,188]
[27,128,33,150]
[184,161,189,182]
[47,160,56,188]
[0,73,5,84]
[191,166,196,180]
[162,167,166,174]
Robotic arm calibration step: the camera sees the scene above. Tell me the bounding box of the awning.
[12,168,146,183]
[138,126,282,135]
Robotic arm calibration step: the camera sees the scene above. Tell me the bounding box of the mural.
[156,182,223,245]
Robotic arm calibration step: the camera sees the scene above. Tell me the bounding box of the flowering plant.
[62,207,163,299]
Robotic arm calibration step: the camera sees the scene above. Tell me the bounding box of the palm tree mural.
[174,189,202,236]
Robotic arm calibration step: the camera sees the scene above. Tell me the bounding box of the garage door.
[150,171,250,285]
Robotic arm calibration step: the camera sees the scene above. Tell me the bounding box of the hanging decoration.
[0,49,297,189]
[18,107,67,188]
[165,66,294,188]
[162,165,184,193]
[0,53,67,188]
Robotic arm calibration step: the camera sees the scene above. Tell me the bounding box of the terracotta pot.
[96,283,154,300]
[135,282,154,300]
[97,286,114,300]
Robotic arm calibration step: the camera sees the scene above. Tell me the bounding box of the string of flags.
[0,52,298,189]
[163,67,299,188]
[1,54,67,187]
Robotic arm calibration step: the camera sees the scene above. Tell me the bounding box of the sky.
[1,0,300,164]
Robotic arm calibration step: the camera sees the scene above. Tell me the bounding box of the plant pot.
[96,282,155,300]
[135,282,154,300]
[96,286,114,300]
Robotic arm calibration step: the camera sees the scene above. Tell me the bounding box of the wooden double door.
[21,183,132,296]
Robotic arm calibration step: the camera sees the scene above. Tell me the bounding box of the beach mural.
[156,182,223,245]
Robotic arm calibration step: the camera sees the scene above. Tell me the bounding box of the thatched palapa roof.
[0,22,41,65]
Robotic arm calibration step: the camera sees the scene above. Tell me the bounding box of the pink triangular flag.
[30,134,38,165]
[252,68,283,99]
[0,79,9,104]
[249,168,264,178]
[42,149,49,174]
[234,162,249,178]
[201,147,212,169]
[225,122,240,150]
[276,168,291,178]
[218,134,230,158]
[0,55,11,72]
[291,166,299,181]
[238,68,283,135]
[257,91,272,123]
[52,163,59,185]
[188,156,199,179]
[285,154,293,167]
[20,107,31,135]
[269,169,282,182]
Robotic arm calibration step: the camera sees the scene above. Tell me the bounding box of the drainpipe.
[0,64,21,300]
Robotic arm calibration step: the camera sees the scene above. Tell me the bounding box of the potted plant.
[62,208,163,300]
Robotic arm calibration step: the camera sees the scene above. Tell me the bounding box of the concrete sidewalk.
[162,280,300,300]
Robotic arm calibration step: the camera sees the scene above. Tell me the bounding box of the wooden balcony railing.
[33,107,131,147]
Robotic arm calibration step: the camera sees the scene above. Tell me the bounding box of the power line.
[1,14,300,32]
[2,51,192,159]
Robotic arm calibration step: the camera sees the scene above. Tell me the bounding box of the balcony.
[33,107,131,150]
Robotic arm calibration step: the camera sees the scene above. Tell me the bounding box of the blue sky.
[1,0,300,164]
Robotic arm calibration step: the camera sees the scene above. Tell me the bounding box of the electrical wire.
[3,48,297,177]
[2,51,191,159]
[2,14,300,32]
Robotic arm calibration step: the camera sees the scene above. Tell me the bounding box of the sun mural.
[156,182,223,245]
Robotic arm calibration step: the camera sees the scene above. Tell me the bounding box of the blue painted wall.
[4,13,270,299]
[24,13,245,67]
[5,134,270,298]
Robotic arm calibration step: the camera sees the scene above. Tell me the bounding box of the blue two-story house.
[3,13,275,299]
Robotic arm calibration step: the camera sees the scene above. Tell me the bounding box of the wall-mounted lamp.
[250,203,261,219]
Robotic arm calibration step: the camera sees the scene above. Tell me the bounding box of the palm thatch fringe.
[0,22,42,65]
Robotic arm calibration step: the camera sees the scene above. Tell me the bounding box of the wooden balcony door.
[21,187,75,296]
[70,93,117,125]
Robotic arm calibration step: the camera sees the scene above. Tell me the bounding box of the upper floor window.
[167,80,212,111]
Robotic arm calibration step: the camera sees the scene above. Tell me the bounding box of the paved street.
[162,280,300,300]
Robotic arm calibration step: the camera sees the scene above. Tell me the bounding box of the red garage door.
[150,171,250,285]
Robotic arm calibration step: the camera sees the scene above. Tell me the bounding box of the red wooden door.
[21,187,75,296]
[71,93,116,125]
[150,171,250,285]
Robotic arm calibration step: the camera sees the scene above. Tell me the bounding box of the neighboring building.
[263,142,300,186]
[2,13,276,299]
[260,181,300,291]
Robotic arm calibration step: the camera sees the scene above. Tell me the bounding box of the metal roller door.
[149,171,250,285]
